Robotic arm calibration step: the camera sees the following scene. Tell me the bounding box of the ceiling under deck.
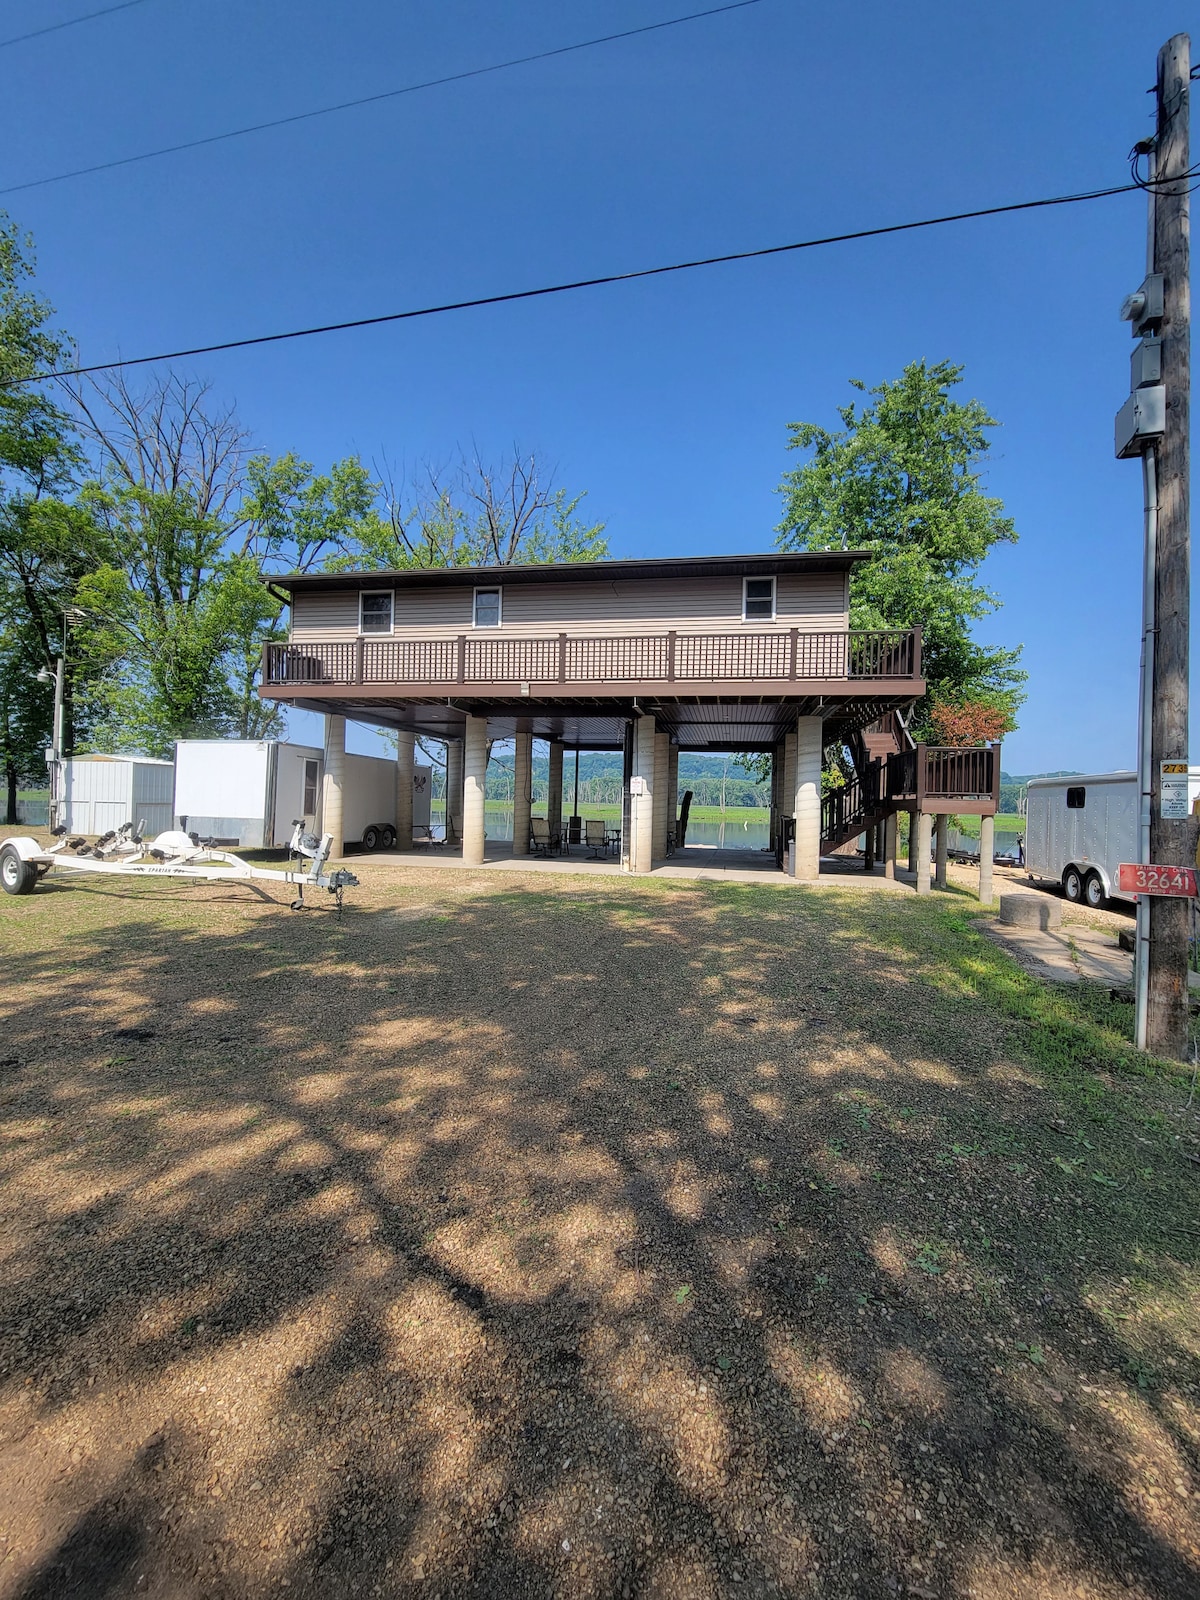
[276,689,919,751]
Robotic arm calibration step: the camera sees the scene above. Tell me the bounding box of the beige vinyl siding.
[290,572,849,642]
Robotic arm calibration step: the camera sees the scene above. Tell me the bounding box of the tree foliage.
[776,360,1026,737]
[928,698,1008,746]
[331,450,607,571]
[0,216,608,768]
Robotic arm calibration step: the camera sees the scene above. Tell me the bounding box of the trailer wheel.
[381,825,396,849]
[0,845,37,896]
[1063,865,1084,903]
[362,825,381,852]
[1084,871,1107,910]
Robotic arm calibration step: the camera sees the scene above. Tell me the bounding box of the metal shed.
[60,755,175,838]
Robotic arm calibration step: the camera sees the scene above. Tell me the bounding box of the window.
[1066,786,1086,809]
[743,575,776,621]
[359,591,393,634]
[474,587,502,627]
[302,759,320,816]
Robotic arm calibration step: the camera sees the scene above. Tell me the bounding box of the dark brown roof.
[269,550,866,593]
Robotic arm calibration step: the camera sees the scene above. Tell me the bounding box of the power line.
[0,0,765,197]
[0,0,152,51]
[19,179,1138,386]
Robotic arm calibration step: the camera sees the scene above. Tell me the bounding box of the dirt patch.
[0,864,1197,1598]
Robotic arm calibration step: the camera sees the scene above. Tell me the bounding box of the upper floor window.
[474,587,502,627]
[359,591,393,634]
[743,575,776,621]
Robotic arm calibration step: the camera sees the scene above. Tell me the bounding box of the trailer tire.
[1063,865,1084,903]
[362,825,381,852]
[381,825,396,849]
[0,845,38,896]
[1084,871,1107,910]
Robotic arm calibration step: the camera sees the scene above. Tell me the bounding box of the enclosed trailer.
[1025,769,1200,908]
[60,754,175,838]
[173,739,430,850]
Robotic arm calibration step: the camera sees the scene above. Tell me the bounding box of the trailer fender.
[1,836,45,862]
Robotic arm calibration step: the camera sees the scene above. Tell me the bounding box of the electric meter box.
[1115,385,1166,459]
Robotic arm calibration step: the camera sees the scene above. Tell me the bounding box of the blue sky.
[3,0,1191,773]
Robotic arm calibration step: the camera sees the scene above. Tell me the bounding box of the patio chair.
[584,819,608,859]
[530,817,555,856]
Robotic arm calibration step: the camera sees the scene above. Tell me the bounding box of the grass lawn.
[0,860,1197,1597]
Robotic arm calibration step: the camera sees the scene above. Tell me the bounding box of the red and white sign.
[1117,862,1198,897]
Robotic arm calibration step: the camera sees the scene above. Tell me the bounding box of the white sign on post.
[1160,761,1189,820]
[630,776,647,796]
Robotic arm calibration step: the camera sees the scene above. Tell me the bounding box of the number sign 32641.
[1117,862,1198,897]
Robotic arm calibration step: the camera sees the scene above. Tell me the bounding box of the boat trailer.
[0,821,359,910]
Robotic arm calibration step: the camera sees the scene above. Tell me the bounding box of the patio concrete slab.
[980,916,1132,986]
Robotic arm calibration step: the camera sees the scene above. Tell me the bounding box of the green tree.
[775,360,1026,736]
[330,449,607,571]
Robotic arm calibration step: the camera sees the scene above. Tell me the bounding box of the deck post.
[513,729,533,856]
[978,814,995,905]
[547,740,564,843]
[446,738,464,849]
[792,715,822,879]
[666,740,680,849]
[916,812,932,895]
[908,810,918,872]
[395,730,414,851]
[629,714,657,874]
[934,814,949,890]
[462,716,488,867]
[884,811,897,879]
[652,731,669,860]
[322,713,346,859]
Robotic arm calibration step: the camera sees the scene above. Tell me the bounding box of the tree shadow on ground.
[0,871,1197,1599]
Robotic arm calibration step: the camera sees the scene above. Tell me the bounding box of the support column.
[864,816,876,872]
[322,713,345,859]
[394,730,414,851]
[513,730,533,857]
[629,714,656,874]
[547,740,564,843]
[884,811,898,880]
[666,741,680,849]
[934,814,948,890]
[770,745,782,851]
[979,814,995,906]
[908,810,918,872]
[652,731,669,860]
[791,715,822,880]
[916,812,933,895]
[445,739,464,847]
[462,715,487,867]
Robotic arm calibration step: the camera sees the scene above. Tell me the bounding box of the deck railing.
[263,627,922,688]
[884,743,1000,808]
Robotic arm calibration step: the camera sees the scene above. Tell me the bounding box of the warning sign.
[1160,761,1190,820]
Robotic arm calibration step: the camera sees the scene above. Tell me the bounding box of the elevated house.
[259,551,999,889]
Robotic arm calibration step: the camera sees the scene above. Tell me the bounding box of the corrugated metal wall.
[290,572,849,641]
[62,758,174,837]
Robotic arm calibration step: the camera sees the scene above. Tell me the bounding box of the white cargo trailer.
[60,754,175,838]
[1025,769,1200,909]
[173,739,430,850]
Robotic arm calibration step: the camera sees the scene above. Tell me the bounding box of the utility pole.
[1119,35,1191,1057]
[1149,36,1191,1058]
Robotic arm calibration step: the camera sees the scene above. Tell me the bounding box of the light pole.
[36,656,65,831]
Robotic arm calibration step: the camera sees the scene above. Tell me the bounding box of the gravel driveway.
[0,862,1197,1599]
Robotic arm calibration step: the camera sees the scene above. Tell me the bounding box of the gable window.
[474,587,502,627]
[1066,786,1086,810]
[359,590,393,634]
[743,575,776,621]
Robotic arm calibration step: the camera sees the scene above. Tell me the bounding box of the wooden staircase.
[820,713,911,853]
